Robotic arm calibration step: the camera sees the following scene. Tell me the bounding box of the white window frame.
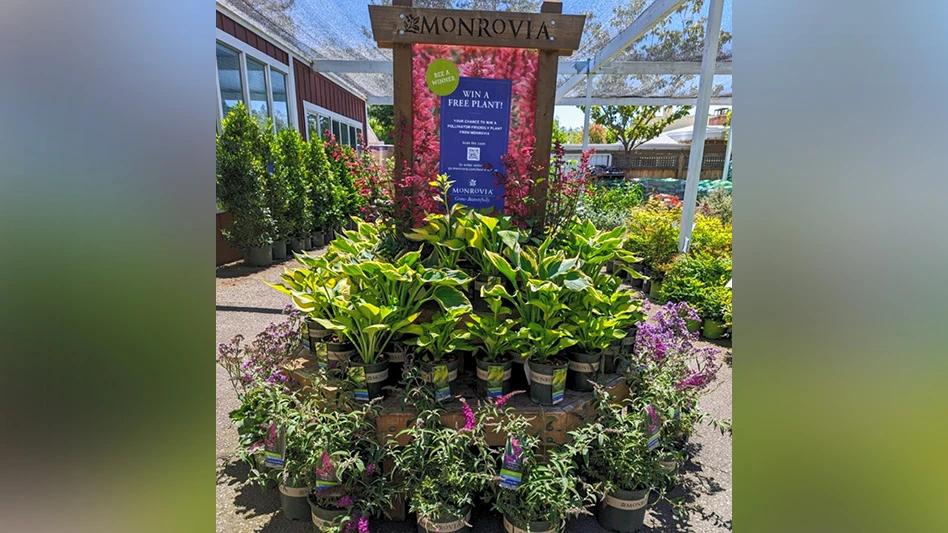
[303,102,363,148]
[215,30,296,132]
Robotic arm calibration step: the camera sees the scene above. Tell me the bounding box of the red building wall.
[293,59,368,140]
[216,11,288,65]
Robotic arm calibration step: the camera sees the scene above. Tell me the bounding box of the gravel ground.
[216,252,732,533]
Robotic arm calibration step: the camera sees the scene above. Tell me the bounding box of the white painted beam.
[590,61,731,75]
[557,96,731,106]
[312,60,393,74]
[678,0,724,253]
[555,0,687,102]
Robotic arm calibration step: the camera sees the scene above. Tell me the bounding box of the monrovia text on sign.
[403,14,551,41]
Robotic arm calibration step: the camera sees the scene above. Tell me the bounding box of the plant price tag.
[264,424,286,468]
[433,364,451,402]
[350,366,369,402]
[552,368,567,404]
[499,436,524,489]
[645,404,661,450]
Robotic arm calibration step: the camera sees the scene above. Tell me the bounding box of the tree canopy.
[584,105,690,153]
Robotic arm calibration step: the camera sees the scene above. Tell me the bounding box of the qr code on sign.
[466,147,480,161]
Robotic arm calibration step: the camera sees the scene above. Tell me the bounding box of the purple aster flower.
[336,495,354,508]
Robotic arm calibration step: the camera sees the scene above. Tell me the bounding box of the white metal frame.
[216,29,295,132]
[312,59,730,77]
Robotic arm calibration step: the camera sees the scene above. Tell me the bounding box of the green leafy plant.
[405,307,473,363]
[404,174,469,269]
[466,295,518,363]
[576,181,644,231]
[696,285,731,324]
[459,210,524,277]
[691,214,732,258]
[658,253,732,317]
[624,198,681,279]
[565,286,625,354]
[258,119,293,241]
[697,188,732,225]
[216,102,274,248]
[305,137,335,231]
[229,382,300,488]
[274,127,312,239]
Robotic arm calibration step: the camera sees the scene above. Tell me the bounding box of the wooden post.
[530,0,563,229]
[676,151,685,179]
[391,0,413,182]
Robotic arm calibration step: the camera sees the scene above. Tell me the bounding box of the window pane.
[349,125,358,147]
[246,58,269,128]
[318,115,331,140]
[216,43,243,117]
[340,121,349,146]
[306,113,319,140]
[332,120,341,142]
[271,70,289,131]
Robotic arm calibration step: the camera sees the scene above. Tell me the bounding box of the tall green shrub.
[257,119,292,241]
[305,138,334,231]
[274,128,312,239]
[216,103,273,249]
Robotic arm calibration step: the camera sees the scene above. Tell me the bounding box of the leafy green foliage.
[658,253,732,321]
[624,199,681,278]
[584,106,690,154]
[466,296,518,362]
[405,308,473,363]
[691,214,732,257]
[305,137,335,231]
[367,104,393,145]
[274,127,312,238]
[697,188,732,225]
[576,181,644,231]
[216,102,274,248]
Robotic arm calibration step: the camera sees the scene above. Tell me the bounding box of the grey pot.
[288,238,306,253]
[244,245,272,267]
[272,240,288,260]
[311,230,325,247]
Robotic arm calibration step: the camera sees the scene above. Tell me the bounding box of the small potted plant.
[393,400,496,533]
[569,389,676,533]
[698,286,730,340]
[466,293,518,399]
[564,287,624,391]
[405,307,473,402]
[299,397,391,532]
[598,288,644,374]
[490,431,595,533]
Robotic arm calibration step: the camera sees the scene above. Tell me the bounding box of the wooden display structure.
[368,0,585,224]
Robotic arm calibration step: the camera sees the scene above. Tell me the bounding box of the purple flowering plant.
[217,305,302,399]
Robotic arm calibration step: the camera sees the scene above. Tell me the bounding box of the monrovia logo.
[402,13,552,40]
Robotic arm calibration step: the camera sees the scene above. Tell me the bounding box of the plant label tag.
[433,364,451,402]
[645,404,661,450]
[499,436,524,489]
[350,366,369,402]
[486,364,506,398]
[552,368,567,404]
[301,322,311,351]
[263,423,286,468]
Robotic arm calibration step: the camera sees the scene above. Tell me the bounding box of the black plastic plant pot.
[272,240,288,260]
[566,351,602,392]
[527,358,569,406]
[420,356,461,402]
[279,483,312,521]
[304,319,332,355]
[382,341,408,387]
[621,326,638,355]
[474,357,512,399]
[503,514,558,533]
[320,336,355,371]
[309,495,350,533]
[597,489,649,533]
[349,356,389,402]
[416,505,472,533]
[311,230,325,248]
[602,340,622,374]
[289,238,306,253]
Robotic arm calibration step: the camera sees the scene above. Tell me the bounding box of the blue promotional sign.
[439,77,512,212]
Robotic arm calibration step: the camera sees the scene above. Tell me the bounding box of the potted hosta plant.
[491,435,595,533]
[564,286,624,392]
[466,294,518,399]
[458,210,522,310]
[597,287,644,375]
[404,175,469,270]
[298,396,391,533]
[569,389,676,533]
[393,400,496,533]
[405,307,473,402]
[698,286,730,340]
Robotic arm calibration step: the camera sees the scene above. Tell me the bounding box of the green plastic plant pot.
[503,514,557,533]
[527,358,569,406]
[289,237,306,253]
[703,319,726,339]
[566,350,601,392]
[279,483,312,521]
[309,495,350,533]
[685,319,702,334]
[597,488,649,533]
[648,280,663,302]
[272,240,288,260]
[311,230,325,248]
[417,505,472,533]
[420,356,461,401]
[474,357,512,399]
[244,245,272,267]
[349,357,389,402]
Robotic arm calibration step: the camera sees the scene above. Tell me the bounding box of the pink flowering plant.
[228,382,301,487]
[289,395,392,528]
[632,301,731,446]
[392,396,523,527]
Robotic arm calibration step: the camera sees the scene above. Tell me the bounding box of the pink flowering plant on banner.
[392,394,530,528]
[286,395,392,532]
[631,301,731,449]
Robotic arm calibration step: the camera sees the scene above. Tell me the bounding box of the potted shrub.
[257,120,291,261]
[491,438,594,533]
[299,397,391,533]
[274,128,313,254]
[405,307,473,402]
[569,390,676,533]
[277,403,315,521]
[269,254,345,356]
[216,103,275,267]
[596,287,644,374]
[393,401,496,533]
[698,286,730,340]
[658,253,732,333]
[466,294,518,399]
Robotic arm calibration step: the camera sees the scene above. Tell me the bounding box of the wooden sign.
[370,0,585,227]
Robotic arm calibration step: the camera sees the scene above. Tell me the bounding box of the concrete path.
[216,253,732,532]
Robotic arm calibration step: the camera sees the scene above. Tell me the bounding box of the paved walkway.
[215,252,732,532]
